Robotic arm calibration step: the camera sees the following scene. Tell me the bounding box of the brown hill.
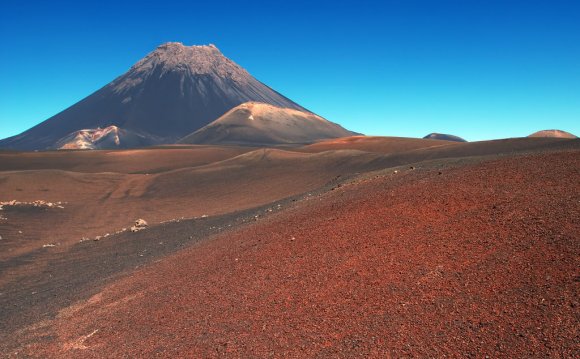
[0,145,256,173]
[528,129,577,138]
[178,102,356,145]
[300,135,456,154]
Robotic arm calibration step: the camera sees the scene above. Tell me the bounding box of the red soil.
[19,150,580,357]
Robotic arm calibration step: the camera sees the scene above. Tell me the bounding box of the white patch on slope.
[58,126,121,150]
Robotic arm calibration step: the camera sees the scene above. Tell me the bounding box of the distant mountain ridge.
[0,42,318,150]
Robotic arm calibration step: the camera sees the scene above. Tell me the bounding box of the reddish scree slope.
[22,150,579,358]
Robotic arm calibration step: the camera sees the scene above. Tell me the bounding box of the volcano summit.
[0,42,335,150]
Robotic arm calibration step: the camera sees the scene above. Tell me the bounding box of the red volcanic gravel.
[18,151,580,358]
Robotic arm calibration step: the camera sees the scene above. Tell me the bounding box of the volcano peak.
[121,41,248,86]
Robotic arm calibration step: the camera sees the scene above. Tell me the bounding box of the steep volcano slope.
[0,43,309,150]
[298,136,577,158]
[179,102,356,145]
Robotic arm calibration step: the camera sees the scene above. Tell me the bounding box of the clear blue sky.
[1,0,578,141]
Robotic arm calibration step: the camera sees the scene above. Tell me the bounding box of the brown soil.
[8,149,579,358]
[1,137,574,263]
[0,145,256,173]
[0,147,385,263]
[300,135,456,154]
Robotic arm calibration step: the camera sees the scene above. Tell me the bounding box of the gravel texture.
[6,150,578,357]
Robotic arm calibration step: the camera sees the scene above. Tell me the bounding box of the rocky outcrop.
[54,126,157,150]
[130,219,148,233]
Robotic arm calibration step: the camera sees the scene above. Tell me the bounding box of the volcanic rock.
[54,126,156,150]
[130,219,148,233]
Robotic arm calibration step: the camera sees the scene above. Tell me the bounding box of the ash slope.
[179,102,357,145]
[0,43,309,150]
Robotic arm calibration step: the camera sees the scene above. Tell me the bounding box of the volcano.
[0,43,318,150]
[527,129,577,139]
[179,102,356,145]
[423,133,467,142]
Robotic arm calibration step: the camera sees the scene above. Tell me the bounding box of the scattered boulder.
[0,200,65,209]
[130,218,148,233]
